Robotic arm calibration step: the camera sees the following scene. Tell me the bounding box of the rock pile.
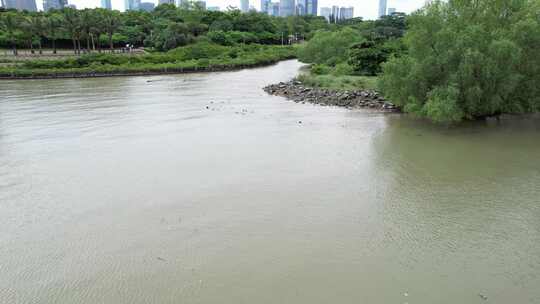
[263,80,399,112]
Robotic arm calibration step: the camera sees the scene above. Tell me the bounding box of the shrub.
[379,0,540,122]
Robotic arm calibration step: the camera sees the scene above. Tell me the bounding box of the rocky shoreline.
[264,80,400,112]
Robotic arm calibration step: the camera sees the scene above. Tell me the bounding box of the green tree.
[0,12,22,55]
[348,38,405,75]
[379,0,540,122]
[62,8,83,54]
[44,12,62,54]
[298,27,363,66]
[102,10,122,51]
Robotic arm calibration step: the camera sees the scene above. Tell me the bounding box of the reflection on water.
[1,60,539,303]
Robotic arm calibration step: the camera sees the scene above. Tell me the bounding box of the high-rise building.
[378,0,387,18]
[207,5,219,10]
[339,6,353,20]
[279,0,294,16]
[269,1,279,16]
[3,0,37,11]
[43,0,67,11]
[177,0,189,7]
[240,0,248,12]
[125,0,140,10]
[295,1,304,15]
[139,1,154,11]
[387,7,396,14]
[194,0,205,9]
[101,0,112,9]
[260,0,269,13]
[320,6,331,20]
[158,0,174,5]
[305,0,317,15]
[331,5,339,20]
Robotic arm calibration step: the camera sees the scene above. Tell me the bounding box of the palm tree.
[24,15,46,55]
[62,8,83,54]
[44,13,62,54]
[0,12,22,56]
[90,9,107,52]
[102,10,122,52]
[80,9,94,52]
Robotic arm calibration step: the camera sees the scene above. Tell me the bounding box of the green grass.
[297,73,378,91]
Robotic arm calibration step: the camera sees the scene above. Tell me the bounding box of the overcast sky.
[38,0,426,20]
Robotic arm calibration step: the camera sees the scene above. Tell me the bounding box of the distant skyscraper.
[240,0,248,12]
[260,0,269,13]
[177,0,189,6]
[279,0,294,16]
[331,5,339,20]
[101,0,111,9]
[158,0,174,5]
[339,6,353,20]
[269,1,279,16]
[125,0,140,10]
[295,1,304,15]
[194,0,205,9]
[3,0,37,11]
[139,1,154,11]
[43,0,67,11]
[305,0,317,15]
[320,6,331,20]
[207,5,219,10]
[387,7,396,14]
[378,0,387,18]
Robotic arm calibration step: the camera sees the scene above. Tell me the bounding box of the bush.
[379,0,540,122]
[348,38,405,75]
[297,27,363,66]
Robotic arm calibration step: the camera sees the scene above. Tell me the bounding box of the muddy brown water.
[1,60,539,303]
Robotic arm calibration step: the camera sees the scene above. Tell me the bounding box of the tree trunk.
[109,33,113,51]
[72,37,77,54]
[38,39,42,55]
[86,36,90,52]
[12,43,17,56]
[29,39,34,54]
[52,39,57,54]
[77,39,81,54]
[90,34,95,51]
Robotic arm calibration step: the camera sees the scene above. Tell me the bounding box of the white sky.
[37,0,426,20]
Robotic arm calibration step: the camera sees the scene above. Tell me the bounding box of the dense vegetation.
[0,39,295,76]
[379,0,540,122]
[0,4,329,54]
[295,13,406,91]
[0,4,325,77]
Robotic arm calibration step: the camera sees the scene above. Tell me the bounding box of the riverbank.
[0,43,295,79]
[264,79,399,111]
[0,59,295,80]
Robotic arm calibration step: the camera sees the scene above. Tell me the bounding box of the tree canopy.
[379,0,540,122]
[0,6,330,53]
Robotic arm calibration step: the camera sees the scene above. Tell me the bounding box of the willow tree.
[379,0,540,122]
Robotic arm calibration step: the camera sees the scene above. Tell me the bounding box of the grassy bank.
[297,72,378,91]
[0,41,295,79]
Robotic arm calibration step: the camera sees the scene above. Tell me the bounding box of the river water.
[1,60,539,304]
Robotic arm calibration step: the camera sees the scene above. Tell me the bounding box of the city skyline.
[2,0,424,20]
